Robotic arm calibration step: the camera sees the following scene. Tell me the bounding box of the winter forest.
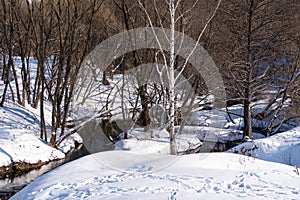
[1,0,300,199]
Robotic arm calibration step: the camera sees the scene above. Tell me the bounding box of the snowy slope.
[0,58,82,168]
[0,100,66,167]
[228,126,300,168]
[11,151,300,200]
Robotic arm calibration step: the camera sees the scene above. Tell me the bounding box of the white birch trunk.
[139,0,222,155]
[169,0,176,155]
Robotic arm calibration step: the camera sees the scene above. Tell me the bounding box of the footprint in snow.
[168,190,177,200]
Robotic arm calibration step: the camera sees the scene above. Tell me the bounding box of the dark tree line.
[0,0,113,146]
[209,0,300,138]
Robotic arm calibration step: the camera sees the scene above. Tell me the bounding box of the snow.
[228,126,300,168]
[0,100,83,167]
[11,151,300,200]
[10,113,300,200]
[0,58,81,168]
[115,128,202,154]
[178,125,264,143]
[0,101,66,167]
[2,56,300,199]
[0,130,65,166]
[58,133,83,154]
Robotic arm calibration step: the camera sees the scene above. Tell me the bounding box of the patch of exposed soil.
[0,160,60,179]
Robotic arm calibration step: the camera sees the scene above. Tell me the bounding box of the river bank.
[0,145,89,200]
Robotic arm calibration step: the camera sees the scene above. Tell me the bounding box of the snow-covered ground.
[0,98,82,168]
[115,128,202,154]
[2,57,300,199]
[228,126,300,168]
[10,112,300,199]
[11,151,300,200]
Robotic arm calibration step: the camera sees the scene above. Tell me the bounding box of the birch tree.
[139,0,222,154]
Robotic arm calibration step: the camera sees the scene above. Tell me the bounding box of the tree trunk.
[39,61,47,142]
[0,80,9,107]
[243,0,254,140]
[0,56,12,107]
[138,84,151,129]
[26,56,31,105]
[11,60,21,104]
[20,55,28,106]
[243,93,252,139]
[168,0,177,155]
[32,65,41,108]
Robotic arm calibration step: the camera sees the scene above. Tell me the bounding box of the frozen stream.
[0,146,89,200]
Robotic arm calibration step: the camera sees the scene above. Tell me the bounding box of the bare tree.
[46,0,105,146]
[211,0,296,139]
[139,0,222,154]
[0,0,19,106]
[27,0,57,141]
